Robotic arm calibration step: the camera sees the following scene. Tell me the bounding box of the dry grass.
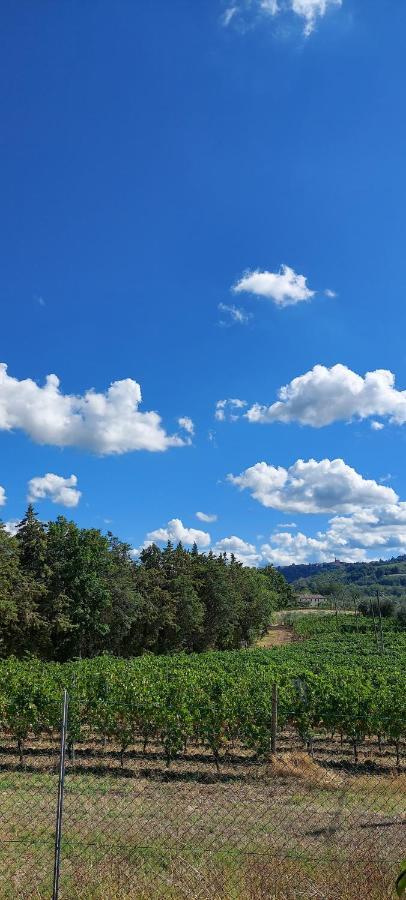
[22,854,397,899]
[265,751,344,788]
[0,737,404,899]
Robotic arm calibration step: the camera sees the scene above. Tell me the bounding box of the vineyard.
[0,614,405,898]
[1,615,405,768]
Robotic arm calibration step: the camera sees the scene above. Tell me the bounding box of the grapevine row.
[0,639,404,767]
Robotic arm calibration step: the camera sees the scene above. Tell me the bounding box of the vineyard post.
[271,684,278,754]
[376,591,385,654]
[369,599,380,651]
[52,689,69,900]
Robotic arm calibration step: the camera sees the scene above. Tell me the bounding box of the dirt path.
[256,625,296,648]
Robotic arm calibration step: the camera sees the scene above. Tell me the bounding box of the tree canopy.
[0,510,289,660]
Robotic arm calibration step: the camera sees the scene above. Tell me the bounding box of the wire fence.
[0,692,404,899]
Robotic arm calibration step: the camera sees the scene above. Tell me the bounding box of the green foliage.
[0,620,404,766]
[0,509,285,660]
[280,555,406,607]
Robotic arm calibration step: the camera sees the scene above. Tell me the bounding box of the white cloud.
[233,265,316,307]
[228,457,397,514]
[0,486,6,506]
[147,518,211,548]
[196,511,218,523]
[218,302,251,325]
[0,364,187,455]
[324,288,337,298]
[221,0,342,35]
[178,416,195,436]
[215,398,247,422]
[222,5,239,25]
[262,500,406,566]
[246,364,406,428]
[371,420,384,431]
[134,500,406,568]
[3,520,19,536]
[260,529,367,566]
[260,0,279,13]
[28,473,82,508]
[291,0,342,36]
[276,522,297,528]
[213,535,261,565]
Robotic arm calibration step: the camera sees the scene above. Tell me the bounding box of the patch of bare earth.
[256,625,296,648]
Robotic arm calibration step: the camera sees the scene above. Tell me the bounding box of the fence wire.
[0,704,404,899]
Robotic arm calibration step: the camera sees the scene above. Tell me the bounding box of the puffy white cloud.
[213,535,262,566]
[260,530,367,566]
[0,364,187,455]
[326,504,406,552]
[28,473,82,508]
[215,398,247,422]
[135,500,406,568]
[178,416,195,436]
[371,420,384,431]
[261,501,406,566]
[228,457,397,514]
[234,264,315,307]
[218,302,251,326]
[196,511,218,523]
[246,364,406,428]
[146,518,211,548]
[0,486,6,506]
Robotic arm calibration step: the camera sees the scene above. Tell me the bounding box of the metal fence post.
[271,684,278,754]
[52,689,69,900]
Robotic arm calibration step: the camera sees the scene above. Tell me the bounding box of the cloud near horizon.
[0,364,188,455]
[146,518,211,548]
[228,457,397,515]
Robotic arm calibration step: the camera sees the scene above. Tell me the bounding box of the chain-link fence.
[0,693,404,899]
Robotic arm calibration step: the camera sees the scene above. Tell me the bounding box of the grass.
[0,737,404,899]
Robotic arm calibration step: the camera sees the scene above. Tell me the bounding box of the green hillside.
[278,555,406,602]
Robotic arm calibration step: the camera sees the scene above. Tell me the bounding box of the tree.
[45,518,113,659]
[17,505,49,583]
[0,522,47,656]
[260,565,295,609]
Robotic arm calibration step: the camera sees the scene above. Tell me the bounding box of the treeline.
[280,555,406,605]
[0,506,292,661]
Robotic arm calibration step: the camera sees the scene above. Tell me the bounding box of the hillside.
[278,554,406,601]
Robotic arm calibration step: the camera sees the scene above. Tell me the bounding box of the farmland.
[0,614,405,897]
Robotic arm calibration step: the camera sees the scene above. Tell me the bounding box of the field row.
[1,628,405,767]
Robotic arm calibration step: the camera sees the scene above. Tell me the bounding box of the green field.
[0,614,405,898]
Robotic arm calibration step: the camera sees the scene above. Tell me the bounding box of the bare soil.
[256,625,296,648]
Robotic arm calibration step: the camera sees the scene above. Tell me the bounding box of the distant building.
[295,594,326,608]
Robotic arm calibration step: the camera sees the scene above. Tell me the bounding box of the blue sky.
[2,0,406,566]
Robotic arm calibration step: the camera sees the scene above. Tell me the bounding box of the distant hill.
[278,555,406,601]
